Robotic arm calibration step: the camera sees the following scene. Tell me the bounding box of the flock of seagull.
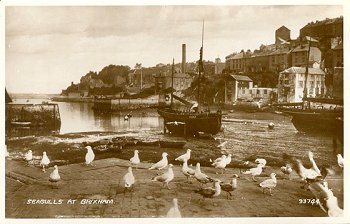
[8,141,344,218]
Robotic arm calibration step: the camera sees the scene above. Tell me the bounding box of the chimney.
[182,44,186,73]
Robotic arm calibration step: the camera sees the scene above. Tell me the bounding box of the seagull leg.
[269,188,273,196]
[167,182,171,190]
[262,188,265,194]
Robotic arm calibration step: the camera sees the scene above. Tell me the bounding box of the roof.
[290,44,319,53]
[269,47,290,55]
[276,25,290,31]
[280,66,325,75]
[230,74,253,82]
[230,52,245,60]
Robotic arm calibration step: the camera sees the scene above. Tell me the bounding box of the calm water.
[9,98,164,134]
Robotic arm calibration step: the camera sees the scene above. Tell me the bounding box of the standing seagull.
[49,165,61,189]
[194,163,212,186]
[220,174,238,199]
[149,152,168,170]
[337,154,344,168]
[130,150,140,169]
[242,163,264,181]
[211,157,227,174]
[40,151,50,173]
[255,158,267,168]
[259,173,277,195]
[123,167,135,193]
[85,146,95,166]
[181,159,195,183]
[281,164,293,179]
[175,149,191,162]
[166,198,182,218]
[151,164,174,189]
[24,149,33,165]
[194,179,222,203]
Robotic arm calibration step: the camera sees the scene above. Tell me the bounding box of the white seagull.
[182,159,195,183]
[151,164,174,189]
[193,179,222,203]
[255,158,267,168]
[217,140,228,149]
[123,167,135,192]
[40,151,50,173]
[224,154,232,165]
[337,154,344,168]
[24,149,33,165]
[85,146,95,166]
[259,173,277,195]
[281,164,293,179]
[308,151,321,175]
[130,150,140,168]
[175,149,191,162]
[149,152,168,170]
[211,157,227,174]
[309,182,343,217]
[295,159,320,180]
[166,198,182,218]
[210,155,226,164]
[49,165,61,189]
[194,163,212,186]
[242,163,264,181]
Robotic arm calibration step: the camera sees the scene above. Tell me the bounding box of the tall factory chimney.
[182,44,186,73]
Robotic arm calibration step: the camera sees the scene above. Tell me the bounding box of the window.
[299,81,303,88]
[249,90,252,94]
[257,90,260,94]
[242,89,245,94]
[264,89,268,94]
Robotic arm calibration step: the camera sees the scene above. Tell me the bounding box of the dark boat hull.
[282,110,343,136]
[157,109,222,135]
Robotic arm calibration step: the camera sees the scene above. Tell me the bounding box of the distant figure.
[40,151,50,173]
[85,146,95,166]
[166,198,182,218]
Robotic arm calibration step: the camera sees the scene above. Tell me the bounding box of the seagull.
[242,163,264,181]
[181,159,195,183]
[24,149,33,165]
[193,179,221,203]
[123,167,135,193]
[295,159,320,180]
[308,151,321,175]
[259,173,277,195]
[194,163,213,186]
[224,154,232,165]
[5,145,9,157]
[210,155,226,164]
[166,198,182,218]
[175,149,191,162]
[124,115,129,121]
[217,140,228,149]
[308,182,343,217]
[40,151,50,173]
[255,158,267,168]
[238,161,254,173]
[85,146,95,166]
[220,174,238,199]
[151,164,174,189]
[211,156,227,174]
[49,165,61,189]
[149,152,168,170]
[281,164,293,179]
[130,150,140,169]
[337,154,344,168]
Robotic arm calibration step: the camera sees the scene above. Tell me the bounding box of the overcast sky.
[5,5,343,94]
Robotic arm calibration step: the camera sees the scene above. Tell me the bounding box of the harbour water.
[7,96,342,167]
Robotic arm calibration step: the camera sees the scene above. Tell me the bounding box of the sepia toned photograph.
[2,1,347,221]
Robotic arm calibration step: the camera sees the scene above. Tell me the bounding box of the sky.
[4,5,343,94]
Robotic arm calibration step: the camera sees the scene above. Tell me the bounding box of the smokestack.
[182,44,186,73]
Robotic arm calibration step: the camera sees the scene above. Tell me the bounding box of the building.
[214,58,226,74]
[332,67,343,99]
[332,41,343,67]
[224,74,253,104]
[268,48,290,72]
[238,87,277,105]
[226,52,245,73]
[277,66,326,103]
[275,26,291,44]
[289,44,321,67]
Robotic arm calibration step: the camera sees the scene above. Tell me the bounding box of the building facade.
[277,66,326,103]
[225,74,253,104]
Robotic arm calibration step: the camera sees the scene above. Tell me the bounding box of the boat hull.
[282,110,343,136]
[157,109,222,135]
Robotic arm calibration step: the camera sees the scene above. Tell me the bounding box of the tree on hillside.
[98,64,130,85]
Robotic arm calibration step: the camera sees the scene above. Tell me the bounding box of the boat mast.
[197,20,204,110]
[303,36,311,100]
[171,58,174,107]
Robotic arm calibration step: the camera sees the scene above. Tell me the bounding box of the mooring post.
[163,120,166,134]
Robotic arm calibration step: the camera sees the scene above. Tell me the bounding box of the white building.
[278,66,326,103]
[239,87,277,105]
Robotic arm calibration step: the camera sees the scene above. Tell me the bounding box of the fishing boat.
[275,98,343,135]
[157,21,222,136]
